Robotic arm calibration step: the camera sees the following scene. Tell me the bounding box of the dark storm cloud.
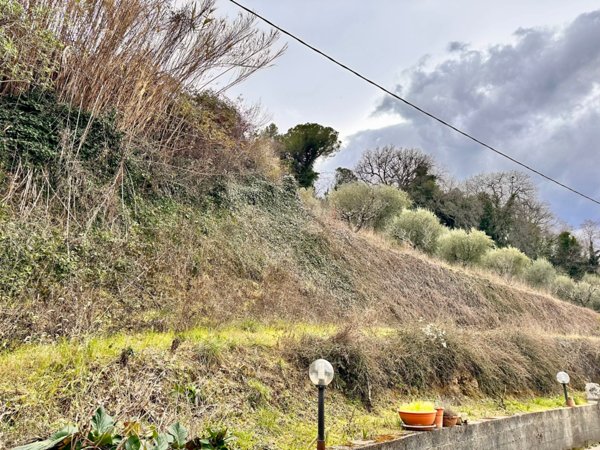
[321,10,600,224]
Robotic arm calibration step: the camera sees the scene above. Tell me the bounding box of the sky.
[215,0,600,226]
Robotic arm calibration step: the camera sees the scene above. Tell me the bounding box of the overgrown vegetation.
[2,323,598,448]
[0,0,284,228]
[329,146,600,310]
[14,407,235,450]
[2,2,600,448]
[314,157,600,311]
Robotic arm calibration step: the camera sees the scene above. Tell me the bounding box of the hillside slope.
[2,179,597,348]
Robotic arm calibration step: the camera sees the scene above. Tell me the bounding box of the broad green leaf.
[125,435,141,450]
[91,406,114,436]
[12,425,78,450]
[150,434,170,450]
[167,422,188,448]
[89,406,116,445]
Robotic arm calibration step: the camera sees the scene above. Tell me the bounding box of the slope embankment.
[1,180,598,347]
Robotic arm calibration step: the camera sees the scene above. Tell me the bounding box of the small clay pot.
[434,407,444,428]
[566,397,576,407]
[443,416,459,427]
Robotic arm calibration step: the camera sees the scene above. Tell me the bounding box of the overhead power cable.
[228,0,600,206]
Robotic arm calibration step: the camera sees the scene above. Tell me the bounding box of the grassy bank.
[0,322,596,448]
[2,179,599,349]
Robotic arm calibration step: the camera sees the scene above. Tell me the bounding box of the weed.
[247,379,272,409]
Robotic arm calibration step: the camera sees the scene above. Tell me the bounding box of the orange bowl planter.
[398,410,437,426]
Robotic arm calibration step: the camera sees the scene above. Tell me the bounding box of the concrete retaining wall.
[337,404,600,450]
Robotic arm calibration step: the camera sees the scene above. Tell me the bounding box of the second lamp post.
[309,359,335,450]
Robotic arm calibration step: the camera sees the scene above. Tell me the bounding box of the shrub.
[481,247,531,279]
[0,0,62,96]
[328,182,411,232]
[552,275,577,301]
[437,228,494,265]
[283,327,381,406]
[571,275,600,309]
[523,258,557,287]
[298,187,322,211]
[13,406,236,450]
[387,208,446,254]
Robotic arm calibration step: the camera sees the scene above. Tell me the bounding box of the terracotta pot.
[443,416,458,427]
[566,397,575,408]
[435,407,444,428]
[398,410,437,426]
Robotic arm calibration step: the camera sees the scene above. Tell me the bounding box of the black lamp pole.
[562,383,569,404]
[317,384,325,450]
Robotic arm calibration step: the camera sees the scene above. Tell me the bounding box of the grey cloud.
[447,41,469,52]
[320,10,600,225]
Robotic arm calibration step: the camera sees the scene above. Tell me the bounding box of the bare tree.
[580,219,600,272]
[354,146,435,190]
[580,220,600,246]
[465,171,554,255]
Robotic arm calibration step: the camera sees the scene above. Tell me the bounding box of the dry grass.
[3,0,283,132]
[0,323,597,448]
[1,179,598,348]
[285,324,600,404]
[0,0,284,226]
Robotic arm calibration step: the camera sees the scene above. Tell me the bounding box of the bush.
[552,275,577,301]
[437,228,494,265]
[481,247,531,279]
[0,0,62,96]
[523,258,557,287]
[298,187,322,211]
[571,275,600,309]
[387,208,446,254]
[328,182,411,232]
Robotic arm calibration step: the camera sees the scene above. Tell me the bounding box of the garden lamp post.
[309,359,334,450]
[556,371,570,405]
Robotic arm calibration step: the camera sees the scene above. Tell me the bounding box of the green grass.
[0,323,588,449]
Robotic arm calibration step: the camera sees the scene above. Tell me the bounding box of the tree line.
[264,122,600,281]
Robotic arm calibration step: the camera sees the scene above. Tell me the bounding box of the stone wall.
[335,404,600,450]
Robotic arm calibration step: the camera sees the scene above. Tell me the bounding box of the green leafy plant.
[12,425,78,450]
[328,182,411,232]
[198,427,236,449]
[437,228,494,265]
[398,401,435,412]
[88,406,118,446]
[481,246,531,279]
[387,208,445,254]
[13,407,236,450]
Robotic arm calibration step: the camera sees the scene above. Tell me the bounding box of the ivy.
[0,91,123,179]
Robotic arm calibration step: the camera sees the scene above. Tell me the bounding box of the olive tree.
[523,258,557,287]
[481,247,531,279]
[437,229,494,265]
[387,208,446,254]
[328,182,411,232]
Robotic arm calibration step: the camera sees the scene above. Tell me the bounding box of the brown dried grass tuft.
[284,324,600,406]
[5,0,284,136]
[1,0,284,225]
